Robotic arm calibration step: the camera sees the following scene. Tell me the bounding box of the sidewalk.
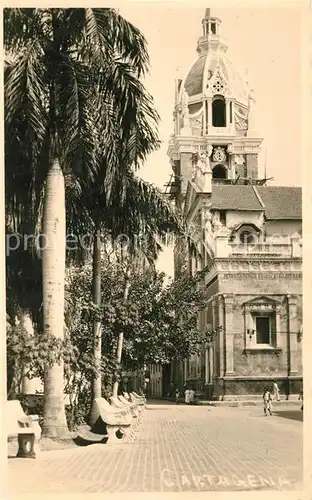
[7,403,302,494]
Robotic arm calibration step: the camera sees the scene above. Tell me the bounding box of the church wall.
[214,272,302,397]
[206,277,219,300]
[246,154,258,179]
[232,295,289,377]
[225,210,263,230]
[296,295,303,374]
[265,219,302,237]
[180,152,193,193]
[229,293,302,396]
[234,161,246,178]
[218,272,302,296]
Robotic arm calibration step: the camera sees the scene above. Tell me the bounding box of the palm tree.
[4,7,161,438]
[84,89,184,415]
[95,173,184,401]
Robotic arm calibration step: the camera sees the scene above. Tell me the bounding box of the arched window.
[212,96,226,127]
[235,224,260,245]
[212,164,227,179]
[239,230,256,245]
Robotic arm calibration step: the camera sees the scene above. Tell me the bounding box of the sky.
[118,1,304,275]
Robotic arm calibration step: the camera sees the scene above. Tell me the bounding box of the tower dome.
[178,8,252,138]
[168,8,263,193]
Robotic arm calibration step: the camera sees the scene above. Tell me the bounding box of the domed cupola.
[176,8,252,139]
[168,8,263,194]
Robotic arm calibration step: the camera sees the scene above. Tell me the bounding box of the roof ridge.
[252,185,265,208]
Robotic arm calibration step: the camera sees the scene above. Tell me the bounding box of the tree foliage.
[6,316,71,398]
[66,256,218,377]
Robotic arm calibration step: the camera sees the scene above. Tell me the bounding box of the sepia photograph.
[2,2,308,496]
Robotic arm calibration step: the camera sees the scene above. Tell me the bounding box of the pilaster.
[287,294,298,375]
[184,359,188,381]
[275,305,282,348]
[218,295,225,376]
[224,294,234,375]
[225,99,230,128]
[203,98,207,135]
[211,296,217,374]
[204,347,209,384]
[207,97,212,132]
[208,346,214,382]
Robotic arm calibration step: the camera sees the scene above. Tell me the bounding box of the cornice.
[214,258,302,273]
[167,135,263,157]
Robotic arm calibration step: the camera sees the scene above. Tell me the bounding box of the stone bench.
[91,398,135,443]
[6,400,42,458]
[119,394,140,410]
[110,396,140,428]
[131,391,146,402]
[124,391,144,403]
[118,395,143,422]
[129,391,146,408]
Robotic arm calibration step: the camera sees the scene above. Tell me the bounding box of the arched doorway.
[212,164,227,179]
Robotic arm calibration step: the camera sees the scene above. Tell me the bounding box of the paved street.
[6,402,302,495]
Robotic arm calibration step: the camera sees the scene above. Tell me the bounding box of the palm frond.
[105,8,149,77]
[5,41,48,159]
[57,56,99,185]
[81,8,149,77]
[4,8,46,53]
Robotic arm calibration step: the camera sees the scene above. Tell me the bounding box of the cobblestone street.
[7,402,302,495]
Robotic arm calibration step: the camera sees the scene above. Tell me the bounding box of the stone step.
[151,397,302,408]
[197,400,302,408]
[220,394,299,402]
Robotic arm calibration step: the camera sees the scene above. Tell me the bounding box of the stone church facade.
[164,9,303,400]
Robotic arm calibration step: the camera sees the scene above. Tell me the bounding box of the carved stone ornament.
[198,152,208,173]
[213,146,226,163]
[180,88,190,129]
[234,154,245,166]
[207,144,213,158]
[190,111,203,131]
[234,104,248,131]
[212,78,225,95]
[204,211,213,233]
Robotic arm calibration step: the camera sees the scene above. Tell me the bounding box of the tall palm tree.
[88,173,184,405]
[4,7,160,438]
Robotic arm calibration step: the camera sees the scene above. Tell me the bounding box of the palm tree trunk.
[42,159,69,438]
[89,221,102,426]
[112,270,131,397]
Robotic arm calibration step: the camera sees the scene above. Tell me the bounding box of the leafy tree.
[4,7,161,438]
[65,257,218,398]
[103,265,218,371]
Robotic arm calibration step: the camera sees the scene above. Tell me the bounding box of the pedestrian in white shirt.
[263,388,272,416]
[272,381,280,401]
[185,389,190,404]
[189,388,196,404]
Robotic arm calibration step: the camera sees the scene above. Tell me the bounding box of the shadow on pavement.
[273,410,303,422]
[73,435,107,447]
[74,424,108,446]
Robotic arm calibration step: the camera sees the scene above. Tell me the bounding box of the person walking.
[299,388,303,411]
[189,388,196,405]
[185,388,190,404]
[175,388,180,404]
[263,388,272,416]
[272,381,280,401]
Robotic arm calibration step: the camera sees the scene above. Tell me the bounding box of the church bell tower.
[167,8,263,195]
